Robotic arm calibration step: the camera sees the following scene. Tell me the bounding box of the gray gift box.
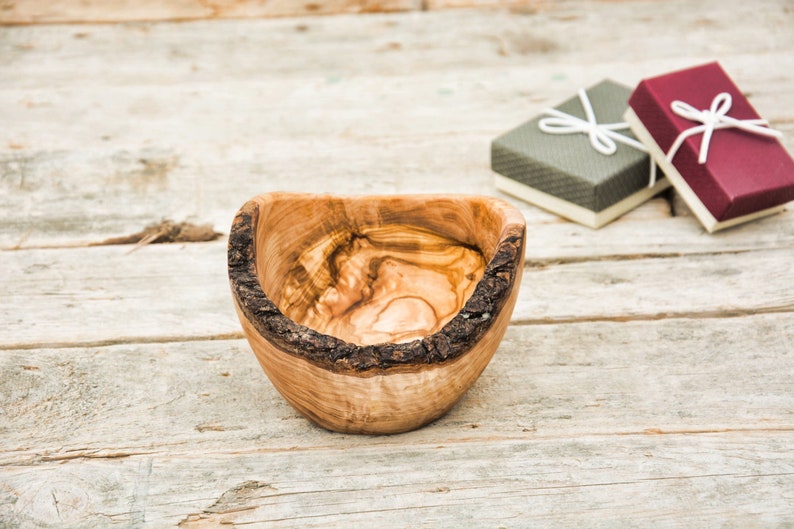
[491,80,670,228]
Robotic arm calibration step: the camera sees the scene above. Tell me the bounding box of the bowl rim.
[227,192,525,374]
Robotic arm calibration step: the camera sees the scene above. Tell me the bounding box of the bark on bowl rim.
[227,192,526,376]
[228,192,525,434]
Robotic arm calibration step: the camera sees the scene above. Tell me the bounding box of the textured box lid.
[627,62,794,223]
[492,79,657,217]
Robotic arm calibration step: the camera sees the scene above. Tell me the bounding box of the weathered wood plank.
[1,434,792,528]
[1,314,792,526]
[1,131,791,253]
[0,0,421,25]
[0,0,729,25]
[513,206,794,263]
[2,314,792,465]
[0,242,240,348]
[1,2,793,248]
[2,241,792,348]
[3,4,791,86]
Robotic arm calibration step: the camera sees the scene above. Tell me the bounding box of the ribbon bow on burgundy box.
[624,61,794,233]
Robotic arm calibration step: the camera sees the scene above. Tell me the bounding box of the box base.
[624,107,787,233]
[494,173,670,229]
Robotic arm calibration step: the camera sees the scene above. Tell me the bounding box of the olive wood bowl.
[228,193,525,434]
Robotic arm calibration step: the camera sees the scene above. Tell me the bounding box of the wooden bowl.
[228,193,525,434]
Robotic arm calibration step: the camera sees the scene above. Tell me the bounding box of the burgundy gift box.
[624,62,794,232]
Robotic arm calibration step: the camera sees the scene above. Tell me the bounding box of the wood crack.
[39,449,157,462]
[2,220,223,252]
[93,220,222,248]
[177,480,276,527]
[215,504,446,526]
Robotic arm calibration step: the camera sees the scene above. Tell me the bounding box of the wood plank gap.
[3,306,793,352]
[8,427,793,468]
[508,471,794,493]
[0,332,245,352]
[522,248,772,268]
[511,304,794,326]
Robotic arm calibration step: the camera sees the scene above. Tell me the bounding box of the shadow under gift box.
[624,61,794,233]
[227,193,525,434]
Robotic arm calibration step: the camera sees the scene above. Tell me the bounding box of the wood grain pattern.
[2,315,792,464]
[0,0,421,25]
[1,315,793,526]
[0,0,677,25]
[282,225,484,345]
[228,193,525,432]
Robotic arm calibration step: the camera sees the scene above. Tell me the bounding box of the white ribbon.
[666,92,783,164]
[539,89,658,187]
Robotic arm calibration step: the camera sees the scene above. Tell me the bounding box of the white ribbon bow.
[539,89,657,187]
[666,92,783,164]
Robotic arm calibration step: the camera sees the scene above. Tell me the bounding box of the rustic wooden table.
[2,1,793,527]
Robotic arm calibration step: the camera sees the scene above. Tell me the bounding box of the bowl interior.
[252,196,506,346]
